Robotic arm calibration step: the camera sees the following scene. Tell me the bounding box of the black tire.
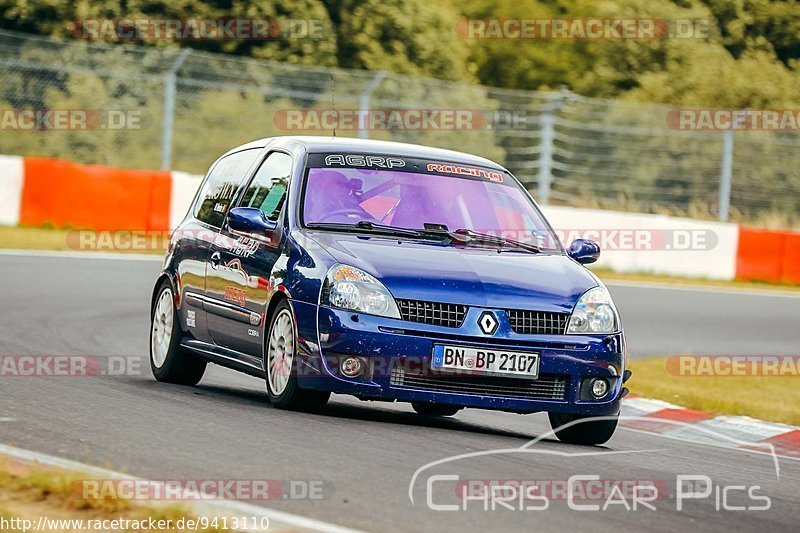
[548,411,618,445]
[411,402,462,417]
[265,299,330,411]
[150,280,207,385]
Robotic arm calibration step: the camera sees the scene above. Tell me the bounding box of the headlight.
[321,264,400,319]
[567,286,619,334]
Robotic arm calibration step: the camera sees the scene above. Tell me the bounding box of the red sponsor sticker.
[223,286,247,306]
[426,163,503,183]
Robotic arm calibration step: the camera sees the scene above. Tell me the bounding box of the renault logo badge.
[478,311,498,335]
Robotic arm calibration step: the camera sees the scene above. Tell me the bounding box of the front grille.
[390,366,568,400]
[507,310,569,335]
[397,299,467,328]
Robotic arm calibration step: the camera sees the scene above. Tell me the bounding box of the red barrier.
[20,157,171,231]
[781,233,800,284]
[736,227,800,284]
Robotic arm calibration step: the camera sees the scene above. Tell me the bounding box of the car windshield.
[301,155,562,252]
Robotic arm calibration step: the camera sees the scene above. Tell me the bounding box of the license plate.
[431,345,539,378]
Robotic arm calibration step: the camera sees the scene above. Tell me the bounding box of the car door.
[205,150,293,362]
[176,148,261,343]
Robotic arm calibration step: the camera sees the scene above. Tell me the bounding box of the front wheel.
[411,402,462,417]
[265,300,329,411]
[150,280,207,385]
[548,412,618,445]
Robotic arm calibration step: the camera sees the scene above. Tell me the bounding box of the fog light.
[341,357,364,378]
[591,378,609,398]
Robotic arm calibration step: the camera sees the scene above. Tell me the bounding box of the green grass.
[628,356,800,426]
[0,226,165,254]
[0,226,76,251]
[0,459,228,531]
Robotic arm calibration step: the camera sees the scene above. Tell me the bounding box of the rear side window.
[239,152,292,220]
[195,149,260,227]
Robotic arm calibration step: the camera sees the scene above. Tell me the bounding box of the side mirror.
[228,207,277,235]
[567,239,600,264]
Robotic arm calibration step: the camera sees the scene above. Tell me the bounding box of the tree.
[0,0,338,66]
[325,0,473,81]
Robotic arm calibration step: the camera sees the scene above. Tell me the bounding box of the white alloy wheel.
[267,308,294,396]
[151,287,174,369]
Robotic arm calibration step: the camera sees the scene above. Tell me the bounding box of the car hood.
[304,231,598,313]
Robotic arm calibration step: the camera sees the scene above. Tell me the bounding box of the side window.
[195,149,260,227]
[239,152,292,220]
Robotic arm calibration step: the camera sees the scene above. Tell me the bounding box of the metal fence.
[1,28,799,226]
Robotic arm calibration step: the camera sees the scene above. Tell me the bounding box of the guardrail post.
[357,71,387,140]
[537,90,571,205]
[160,48,191,171]
[537,110,555,204]
[719,128,734,221]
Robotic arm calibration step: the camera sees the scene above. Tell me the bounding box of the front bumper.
[293,301,625,416]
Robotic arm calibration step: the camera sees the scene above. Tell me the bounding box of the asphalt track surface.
[1,252,799,532]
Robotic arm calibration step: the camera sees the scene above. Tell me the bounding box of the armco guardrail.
[0,153,797,284]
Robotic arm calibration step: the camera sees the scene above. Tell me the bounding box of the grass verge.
[0,226,77,252]
[628,356,800,426]
[0,458,226,532]
[0,226,165,254]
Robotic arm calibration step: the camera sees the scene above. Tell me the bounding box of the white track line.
[0,443,364,533]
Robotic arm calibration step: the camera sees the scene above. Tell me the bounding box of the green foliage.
[454,0,800,108]
[1,0,797,108]
[0,0,338,65]
[330,0,473,81]
[699,0,800,65]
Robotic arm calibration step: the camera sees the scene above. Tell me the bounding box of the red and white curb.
[0,443,362,533]
[621,397,800,459]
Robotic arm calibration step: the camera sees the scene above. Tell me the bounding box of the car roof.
[223,136,507,171]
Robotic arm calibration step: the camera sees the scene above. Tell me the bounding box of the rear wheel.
[150,281,206,385]
[548,412,618,445]
[265,300,329,411]
[411,402,462,417]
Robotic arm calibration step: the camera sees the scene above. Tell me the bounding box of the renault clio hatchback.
[150,136,628,445]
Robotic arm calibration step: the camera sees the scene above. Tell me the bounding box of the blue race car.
[150,136,629,445]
